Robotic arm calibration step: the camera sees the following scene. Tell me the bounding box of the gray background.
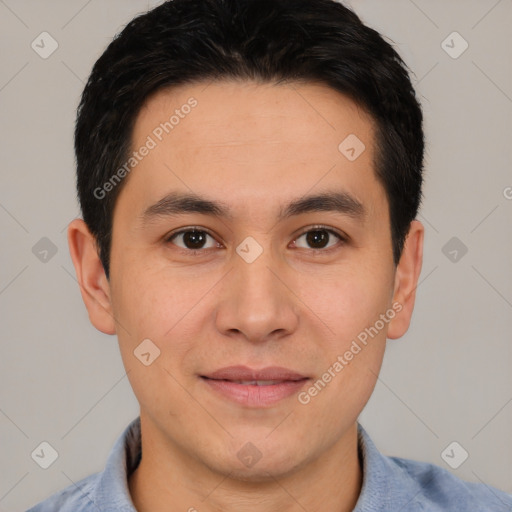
[0,0,511,510]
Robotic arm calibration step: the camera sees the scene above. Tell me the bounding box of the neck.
[129,415,362,512]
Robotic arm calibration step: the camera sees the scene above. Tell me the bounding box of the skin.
[68,80,423,512]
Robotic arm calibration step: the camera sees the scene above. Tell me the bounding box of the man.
[28,0,512,510]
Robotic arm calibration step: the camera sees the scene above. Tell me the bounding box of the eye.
[292,226,346,251]
[165,225,347,255]
[166,228,220,252]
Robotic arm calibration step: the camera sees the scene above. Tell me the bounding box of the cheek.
[296,274,390,425]
[299,262,394,346]
[110,257,216,360]
[297,263,392,400]
[111,263,206,409]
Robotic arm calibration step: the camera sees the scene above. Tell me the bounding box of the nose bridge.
[215,236,299,341]
[237,250,281,302]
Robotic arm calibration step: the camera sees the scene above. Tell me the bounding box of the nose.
[214,242,300,344]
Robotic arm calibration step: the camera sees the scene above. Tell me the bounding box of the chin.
[221,461,305,483]
[203,444,308,483]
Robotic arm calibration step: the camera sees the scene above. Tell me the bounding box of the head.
[69,0,424,483]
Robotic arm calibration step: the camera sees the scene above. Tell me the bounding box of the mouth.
[201,365,309,381]
[200,366,310,407]
[205,379,300,386]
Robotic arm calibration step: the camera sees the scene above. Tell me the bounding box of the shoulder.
[26,417,141,512]
[389,455,512,511]
[355,423,512,511]
[25,472,100,512]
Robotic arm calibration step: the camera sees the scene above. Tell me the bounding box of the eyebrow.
[140,190,366,225]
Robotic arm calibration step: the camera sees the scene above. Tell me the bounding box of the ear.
[387,220,424,339]
[67,218,116,335]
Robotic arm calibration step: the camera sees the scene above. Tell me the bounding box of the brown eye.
[293,228,344,251]
[167,229,217,251]
[306,230,329,249]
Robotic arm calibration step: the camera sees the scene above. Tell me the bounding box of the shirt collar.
[93,416,141,510]
[91,416,417,511]
[353,423,421,511]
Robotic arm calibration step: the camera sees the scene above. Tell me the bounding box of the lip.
[203,365,308,381]
[200,365,310,407]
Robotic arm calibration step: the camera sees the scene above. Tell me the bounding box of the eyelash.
[164,225,348,256]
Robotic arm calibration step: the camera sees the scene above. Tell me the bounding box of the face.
[70,80,423,482]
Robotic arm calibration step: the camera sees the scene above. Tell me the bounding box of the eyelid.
[294,224,347,240]
[166,226,217,238]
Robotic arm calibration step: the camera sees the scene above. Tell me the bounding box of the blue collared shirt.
[27,416,512,511]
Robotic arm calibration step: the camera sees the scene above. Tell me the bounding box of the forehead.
[116,80,385,224]
[135,79,374,160]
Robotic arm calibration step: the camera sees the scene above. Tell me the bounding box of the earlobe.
[67,219,117,335]
[387,220,424,340]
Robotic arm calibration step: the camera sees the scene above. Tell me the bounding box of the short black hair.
[75,0,424,279]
